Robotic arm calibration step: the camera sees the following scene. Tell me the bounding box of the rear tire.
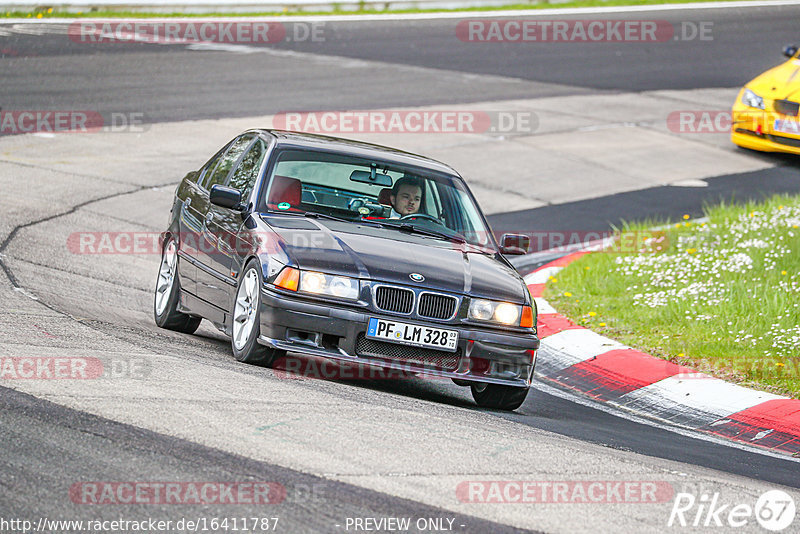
[471,382,529,411]
[154,238,201,334]
[231,259,284,367]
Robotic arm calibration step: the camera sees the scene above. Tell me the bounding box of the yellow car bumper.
[731,98,800,155]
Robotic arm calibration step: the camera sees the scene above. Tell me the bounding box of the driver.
[389,176,423,218]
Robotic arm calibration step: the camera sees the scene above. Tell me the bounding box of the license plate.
[774,118,800,135]
[366,318,458,352]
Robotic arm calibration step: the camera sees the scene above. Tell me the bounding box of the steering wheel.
[399,213,445,225]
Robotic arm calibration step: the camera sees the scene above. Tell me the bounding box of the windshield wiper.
[304,212,399,229]
[372,221,467,244]
[303,211,354,224]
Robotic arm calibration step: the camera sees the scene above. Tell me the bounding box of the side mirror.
[499,233,530,255]
[783,44,798,58]
[209,185,243,210]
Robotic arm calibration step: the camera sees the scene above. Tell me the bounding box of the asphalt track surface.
[489,163,800,239]
[0,387,524,533]
[2,3,800,532]
[1,4,800,122]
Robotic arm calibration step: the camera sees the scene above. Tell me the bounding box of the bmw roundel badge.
[409,273,425,282]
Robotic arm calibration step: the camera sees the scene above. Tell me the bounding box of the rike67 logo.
[668,489,796,531]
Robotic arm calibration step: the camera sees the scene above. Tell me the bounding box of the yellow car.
[731,44,800,155]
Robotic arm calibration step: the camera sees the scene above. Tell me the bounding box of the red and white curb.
[527,251,800,457]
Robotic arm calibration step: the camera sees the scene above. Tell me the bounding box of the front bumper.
[731,100,800,155]
[257,286,539,387]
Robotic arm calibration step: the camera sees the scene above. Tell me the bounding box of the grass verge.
[1,0,760,19]
[544,194,800,398]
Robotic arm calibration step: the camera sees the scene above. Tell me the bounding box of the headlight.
[468,299,495,320]
[300,271,359,300]
[469,299,525,326]
[494,303,520,324]
[741,88,765,110]
[273,267,359,300]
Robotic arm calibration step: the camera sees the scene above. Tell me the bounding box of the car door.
[176,147,229,295]
[218,136,270,293]
[194,135,255,308]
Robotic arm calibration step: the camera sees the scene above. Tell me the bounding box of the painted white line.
[532,378,800,463]
[669,179,709,188]
[524,265,562,285]
[539,328,627,369]
[617,374,786,426]
[534,297,556,315]
[3,0,800,23]
[186,41,261,53]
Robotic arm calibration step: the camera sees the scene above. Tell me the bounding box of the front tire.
[231,259,284,367]
[154,238,201,334]
[471,382,529,411]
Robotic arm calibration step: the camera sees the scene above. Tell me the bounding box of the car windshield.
[261,148,496,250]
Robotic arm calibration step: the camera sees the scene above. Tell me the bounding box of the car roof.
[252,129,461,177]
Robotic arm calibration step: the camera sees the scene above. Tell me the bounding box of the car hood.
[260,215,527,303]
[746,58,800,100]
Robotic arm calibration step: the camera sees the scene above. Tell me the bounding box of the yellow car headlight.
[741,88,765,110]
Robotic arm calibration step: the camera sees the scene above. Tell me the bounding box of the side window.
[198,152,224,186]
[227,138,268,201]
[425,179,442,218]
[438,182,466,234]
[204,136,253,191]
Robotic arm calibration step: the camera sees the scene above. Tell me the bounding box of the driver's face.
[391,185,422,216]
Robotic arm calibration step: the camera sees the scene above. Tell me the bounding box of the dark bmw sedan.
[155,130,539,410]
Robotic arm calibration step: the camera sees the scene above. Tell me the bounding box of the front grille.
[374,286,414,314]
[356,334,461,370]
[774,99,800,117]
[418,292,457,320]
